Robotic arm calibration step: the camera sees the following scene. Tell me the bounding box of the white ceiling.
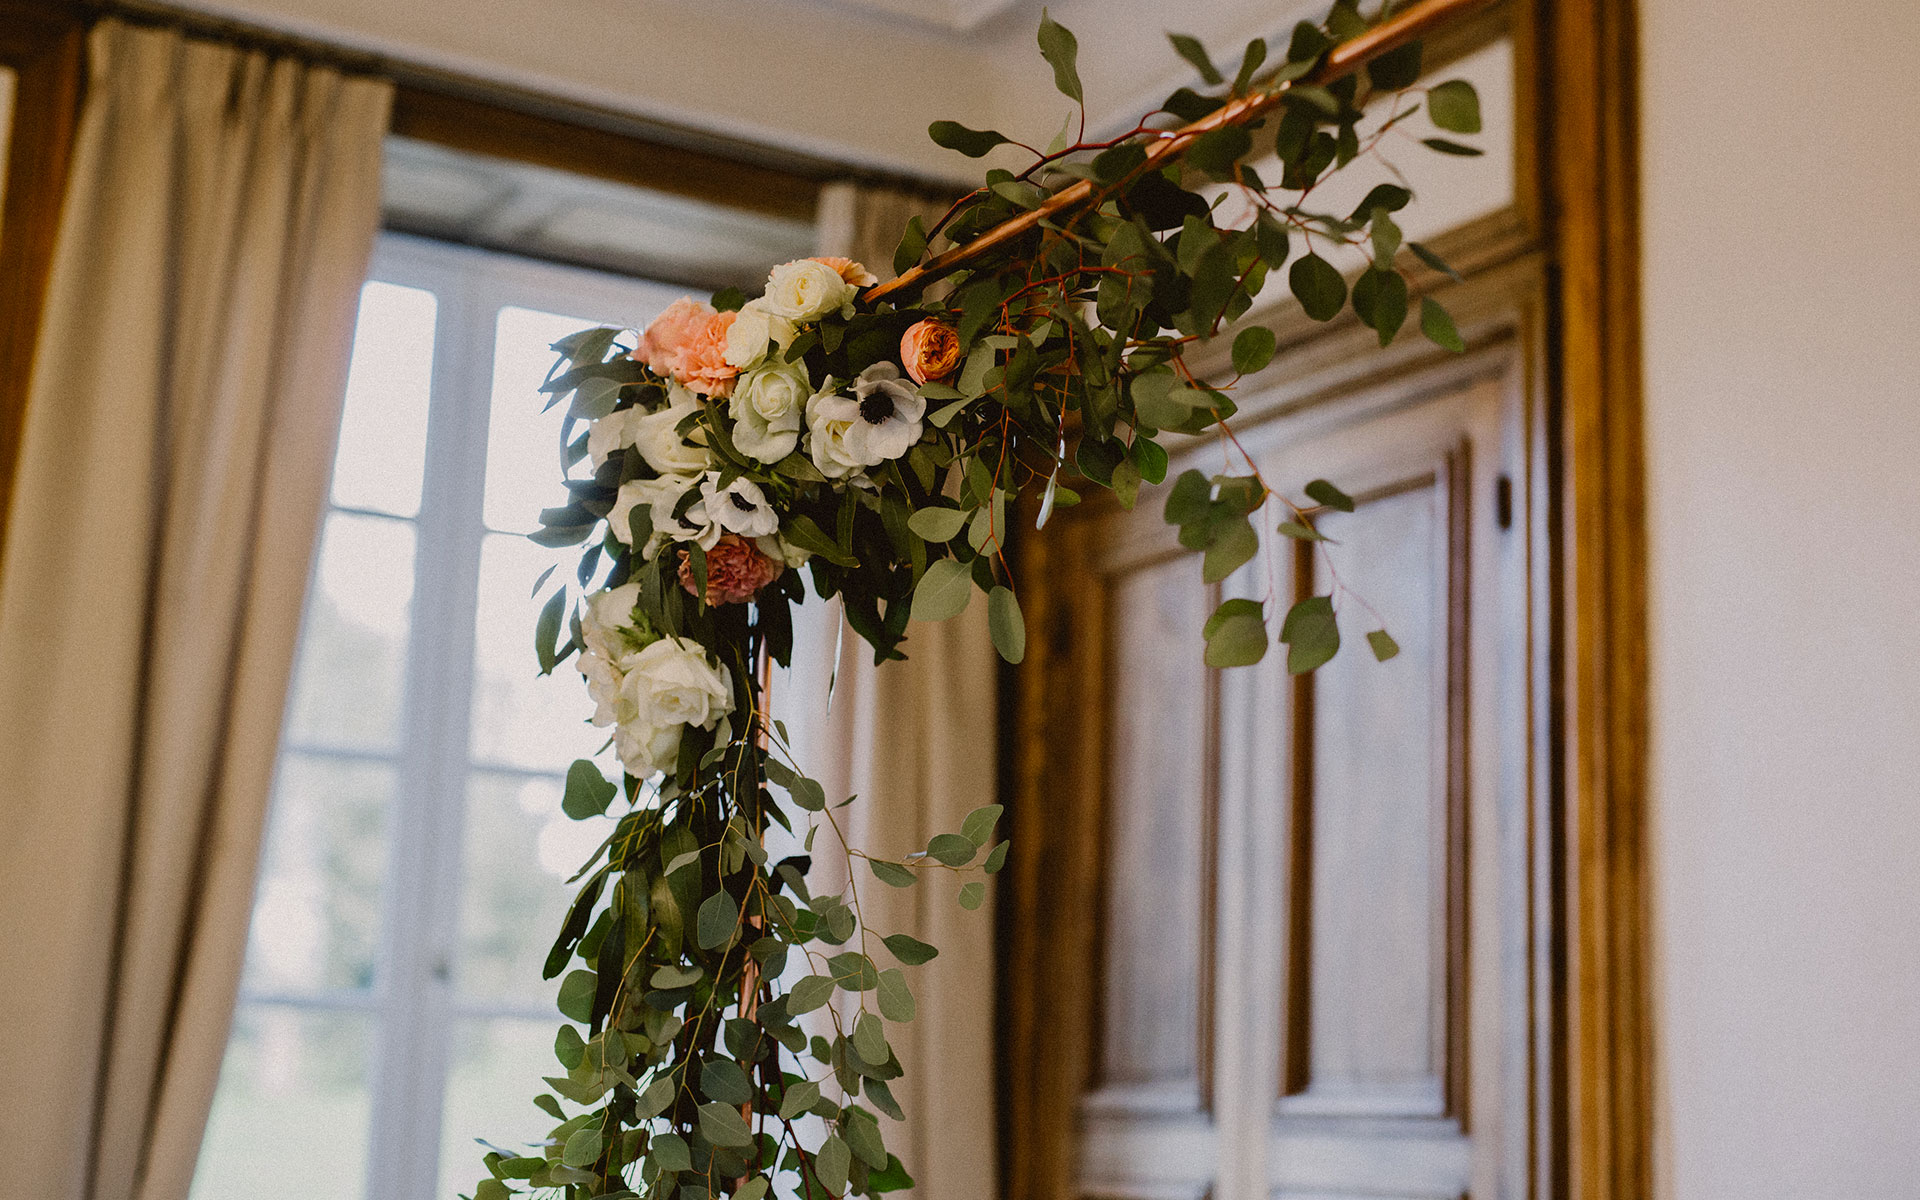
[150,0,1330,181]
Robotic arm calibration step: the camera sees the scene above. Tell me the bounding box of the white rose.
[633,386,714,476]
[623,636,735,731]
[722,299,798,370]
[728,360,808,464]
[615,719,684,779]
[610,474,715,554]
[579,649,625,728]
[580,582,644,660]
[805,387,869,481]
[700,473,780,538]
[587,406,646,469]
[763,258,858,322]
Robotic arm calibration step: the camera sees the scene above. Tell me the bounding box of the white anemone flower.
[846,362,926,463]
[700,472,780,538]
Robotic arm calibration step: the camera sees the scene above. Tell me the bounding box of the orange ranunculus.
[809,256,879,288]
[899,319,961,386]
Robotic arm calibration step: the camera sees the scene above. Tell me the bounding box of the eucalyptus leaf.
[911,559,974,622]
[988,587,1026,664]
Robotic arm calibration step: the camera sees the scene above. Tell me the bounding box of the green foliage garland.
[474,5,1483,1197]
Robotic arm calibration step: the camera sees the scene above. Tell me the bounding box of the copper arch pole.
[866,0,1499,305]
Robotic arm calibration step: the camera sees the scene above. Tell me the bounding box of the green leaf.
[780,1079,821,1120]
[556,969,596,1022]
[1351,267,1409,346]
[1202,515,1259,583]
[1164,469,1212,527]
[1289,253,1347,321]
[534,588,566,674]
[815,1136,852,1195]
[844,1109,889,1169]
[1350,183,1413,220]
[893,215,927,277]
[571,376,620,420]
[1304,479,1356,512]
[1421,296,1467,352]
[561,759,615,820]
[984,841,1010,873]
[561,1127,602,1168]
[882,933,939,966]
[1037,10,1084,103]
[1232,326,1277,375]
[958,881,987,911]
[926,833,977,867]
[1408,240,1461,281]
[928,120,1010,157]
[474,1180,511,1200]
[908,506,968,543]
[710,285,746,312]
[988,587,1026,664]
[1366,39,1423,91]
[830,952,880,991]
[1370,209,1403,269]
[736,1178,771,1200]
[554,1023,585,1070]
[877,968,916,1022]
[697,890,739,950]
[1186,125,1253,178]
[1168,32,1223,84]
[1427,79,1482,133]
[1422,136,1484,156]
[701,1059,751,1104]
[652,1132,692,1172]
[788,974,837,1014]
[911,558,974,623]
[698,1101,755,1147]
[1203,597,1268,667]
[1277,519,1328,542]
[960,803,1004,847]
[868,859,918,889]
[853,1012,889,1062]
[1230,37,1267,96]
[782,513,855,566]
[1368,630,1402,661]
[635,1076,676,1118]
[1280,594,1341,674]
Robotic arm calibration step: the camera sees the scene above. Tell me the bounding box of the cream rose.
[728,359,809,463]
[632,386,714,476]
[580,582,645,661]
[722,299,798,370]
[586,406,646,469]
[763,258,858,322]
[615,719,684,780]
[622,636,734,732]
[805,385,868,481]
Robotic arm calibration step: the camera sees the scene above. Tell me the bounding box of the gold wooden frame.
[1001,1,1650,1196]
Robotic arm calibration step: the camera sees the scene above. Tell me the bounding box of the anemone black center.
[859,394,894,424]
[729,491,756,511]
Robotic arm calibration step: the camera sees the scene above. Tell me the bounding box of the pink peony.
[678,534,784,605]
[809,256,879,288]
[633,299,740,397]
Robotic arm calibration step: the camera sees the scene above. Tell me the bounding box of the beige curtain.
[0,22,390,1200]
[791,180,998,1200]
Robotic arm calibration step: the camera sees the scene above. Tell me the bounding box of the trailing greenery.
[474,4,1482,1197]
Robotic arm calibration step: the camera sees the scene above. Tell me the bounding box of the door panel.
[1065,347,1533,1200]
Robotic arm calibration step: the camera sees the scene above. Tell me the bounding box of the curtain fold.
[0,21,390,1200]
[791,180,999,1200]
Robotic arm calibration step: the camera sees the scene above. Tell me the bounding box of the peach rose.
[678,533,784,605]
[810,256,879,288]
[633,299,739,398]
[899,319,961,386]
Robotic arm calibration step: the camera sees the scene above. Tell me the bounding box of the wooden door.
[1006,332,1546,1200]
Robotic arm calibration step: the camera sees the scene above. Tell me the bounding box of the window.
[192,236,689,1200]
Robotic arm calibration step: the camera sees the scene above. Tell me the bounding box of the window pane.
[436,1017,558,1200]
[191,1006,374,1200]
[455,771,617,1005]
[242,754,393,995]
[283,512,416,751]
[483,295,676,535]
[469,531,598,772]
[331,282,436,517]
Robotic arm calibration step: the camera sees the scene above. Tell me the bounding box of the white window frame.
[232,233,691,1199]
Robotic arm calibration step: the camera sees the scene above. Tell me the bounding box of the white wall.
[1640,0,1920,1195]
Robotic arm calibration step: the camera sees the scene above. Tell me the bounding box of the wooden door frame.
[0,0,85,553]
[1000,1,1650,1197]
